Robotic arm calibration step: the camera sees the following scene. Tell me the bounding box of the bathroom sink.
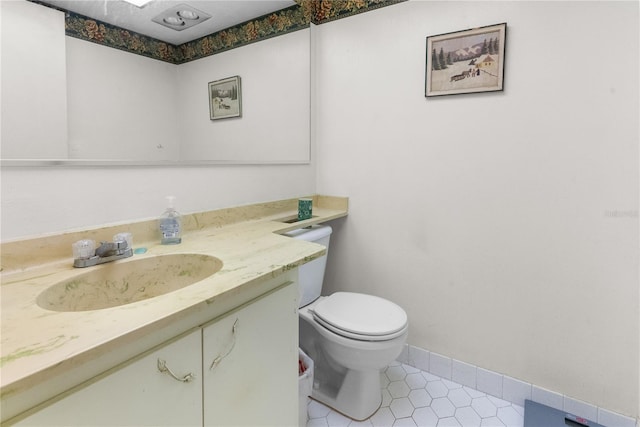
[37,253,223,312]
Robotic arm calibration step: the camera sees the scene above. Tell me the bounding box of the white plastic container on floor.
[298,348,314,427]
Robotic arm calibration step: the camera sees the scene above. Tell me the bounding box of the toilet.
[285,225,408,421]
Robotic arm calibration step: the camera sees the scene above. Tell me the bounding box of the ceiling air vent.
[152,4,211,31]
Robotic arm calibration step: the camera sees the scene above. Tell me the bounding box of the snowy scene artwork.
[209,76,242,120]
[425,23,506,97]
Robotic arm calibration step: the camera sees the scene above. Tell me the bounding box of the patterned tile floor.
[306,361,524,427]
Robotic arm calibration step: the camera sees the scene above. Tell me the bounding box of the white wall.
[65,30,310,163]
[66,38,181,160]
[315,0,639,418]
[179,30,310,162]
[1,164,315,240]
[1,0,68,159]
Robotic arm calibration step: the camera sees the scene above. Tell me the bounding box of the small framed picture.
[208,75,242,120]
[425,23,506,97]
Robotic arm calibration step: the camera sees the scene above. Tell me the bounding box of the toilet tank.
[283,225,332,308]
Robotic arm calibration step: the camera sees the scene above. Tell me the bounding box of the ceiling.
[37,0,297,45]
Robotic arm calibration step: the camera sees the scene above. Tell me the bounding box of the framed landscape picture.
[209,76,242,120]
[425,23,506,97]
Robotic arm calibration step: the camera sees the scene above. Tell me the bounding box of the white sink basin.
[37,253,223,312]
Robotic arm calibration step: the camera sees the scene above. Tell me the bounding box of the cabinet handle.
[157,358,195,383]
[209,318,239,371]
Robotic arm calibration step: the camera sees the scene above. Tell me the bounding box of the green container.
[297,198,313,221]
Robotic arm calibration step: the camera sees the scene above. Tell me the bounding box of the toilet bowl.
[299,293,408,420]
[285,225,408,421]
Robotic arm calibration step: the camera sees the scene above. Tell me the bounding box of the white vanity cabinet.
[13,281,299,427]
[15,329,203,426]
[202,281,298,426]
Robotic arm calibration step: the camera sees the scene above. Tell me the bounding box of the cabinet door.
[203,282,298,427]
[15,329,202,427]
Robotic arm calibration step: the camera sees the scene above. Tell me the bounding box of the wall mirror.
[0,0,310,166]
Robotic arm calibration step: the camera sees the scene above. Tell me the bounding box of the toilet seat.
[311,292,408,341]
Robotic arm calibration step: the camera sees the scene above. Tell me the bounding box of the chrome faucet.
[94,240,128,258]
[73,235,133,268]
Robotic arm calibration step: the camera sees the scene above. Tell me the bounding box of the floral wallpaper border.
[63,8,179,63]
[176,3,308,64]
[302,0,405,26]
[31,0,404,64]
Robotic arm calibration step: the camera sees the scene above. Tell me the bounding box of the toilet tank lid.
[283,224,332,242]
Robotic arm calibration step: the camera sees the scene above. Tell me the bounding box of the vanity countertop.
[0,195,348,422]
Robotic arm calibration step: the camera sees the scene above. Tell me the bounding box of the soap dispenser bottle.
[159,196,182,245]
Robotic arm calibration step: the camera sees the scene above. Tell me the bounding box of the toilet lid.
[312,292,407,341]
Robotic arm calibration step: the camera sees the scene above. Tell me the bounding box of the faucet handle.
[114,232,133,250]
[72,239,96,259]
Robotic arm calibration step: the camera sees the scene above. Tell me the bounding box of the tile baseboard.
[399,344,638,427]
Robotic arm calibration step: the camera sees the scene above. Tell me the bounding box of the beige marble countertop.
[0,195,348,422]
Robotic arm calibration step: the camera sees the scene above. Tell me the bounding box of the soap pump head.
[166,196,176,209]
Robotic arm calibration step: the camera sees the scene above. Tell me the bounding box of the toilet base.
[311,366,383,421]
[299,299,407,421]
